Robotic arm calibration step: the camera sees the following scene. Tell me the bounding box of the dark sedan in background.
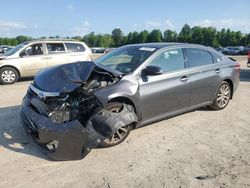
[216,46,250,55]
[21,43,240,160]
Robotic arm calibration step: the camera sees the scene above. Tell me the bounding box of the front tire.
[0,67,19,84]
[100,102,133,147]
[210,81,231,110]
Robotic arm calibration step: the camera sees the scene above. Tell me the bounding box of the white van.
[0,39,92,84]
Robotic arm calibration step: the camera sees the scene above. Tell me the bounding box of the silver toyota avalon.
[21,43,240,160]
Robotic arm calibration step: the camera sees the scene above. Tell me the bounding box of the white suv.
[0,39,92,84]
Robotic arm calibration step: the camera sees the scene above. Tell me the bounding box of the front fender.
[94,75,142,120]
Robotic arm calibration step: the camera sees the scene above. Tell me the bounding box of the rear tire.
[0,67,19,84]
[210,81,231,110]
[100,102,133,148]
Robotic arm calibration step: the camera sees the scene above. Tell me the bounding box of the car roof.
[27,39,84,44]
[125,42,211,50]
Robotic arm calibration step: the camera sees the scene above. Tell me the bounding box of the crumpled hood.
[34,61,120,93]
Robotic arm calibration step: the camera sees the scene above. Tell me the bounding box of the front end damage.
[20,61,137,160]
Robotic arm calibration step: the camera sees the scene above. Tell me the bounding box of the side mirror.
[142,66,163,76]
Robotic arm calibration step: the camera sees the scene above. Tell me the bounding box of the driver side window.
[148,48,185,73]
[21,43,44,56]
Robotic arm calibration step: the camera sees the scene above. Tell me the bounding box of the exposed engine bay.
[21,61,138,160]
[29,67,119,124]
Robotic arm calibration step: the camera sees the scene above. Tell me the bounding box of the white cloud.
[67,4,75,11]
[0,20,26,31]
[132,23,143,30]
[165,19,174,29]
[145,21,162,28]
[133,19,175,31]
[195,19,250,33]
[72,21,91,36]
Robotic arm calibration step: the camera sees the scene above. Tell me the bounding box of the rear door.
[65,42,91,62]
[45,42,69,67]
[139,48,190,123]
[20,43,47,76]
[184,48,221,106]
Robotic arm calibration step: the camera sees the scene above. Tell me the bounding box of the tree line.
[1,24,250,48]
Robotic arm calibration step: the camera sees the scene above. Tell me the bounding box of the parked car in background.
[91,48,102,53]
[215,47,223,53]
[21,43,240,160]
[91,48,116,54]
[104,48,116,53]
[222,46,244,55]
[247,51,250,68]
[0,45,14,54]
[242,46,250,55]
[0,39,91,84]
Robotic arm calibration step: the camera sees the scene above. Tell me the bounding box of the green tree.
[218,29,226,46]
[178,24,192,42]
[112,28,124,47]
[0,24,249,48]
[163,30,177,42]
[234,31,243,46]
[102,34,114,47]
[126,32,134,44]
[72,36,82,41]
[247,33,250,45]
[202,27,218,47]
[16,35,32,44]
[191,26,203,44]
[83,32,97,47]
[147,29,162,42]
[138,30,149,43]
[224,29,232,46]
[10,38,18,46]
[132,31,139,43]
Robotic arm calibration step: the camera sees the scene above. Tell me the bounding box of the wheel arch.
[108,96,137,114]
[107,96,141,125]
[0,65,21,79]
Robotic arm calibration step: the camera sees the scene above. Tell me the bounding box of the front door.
[139,48,190,123]
[20,43,47,76]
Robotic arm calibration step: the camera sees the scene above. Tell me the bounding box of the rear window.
[186,48,214,68]
[65,43,85,52]
[46,43,65,54]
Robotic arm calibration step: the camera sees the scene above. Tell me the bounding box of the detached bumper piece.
[21,97,137,161]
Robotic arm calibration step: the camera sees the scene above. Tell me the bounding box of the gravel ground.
[0,56,249,188]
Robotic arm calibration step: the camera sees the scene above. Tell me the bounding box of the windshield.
[3,42,29,56]
[94,46,156,74]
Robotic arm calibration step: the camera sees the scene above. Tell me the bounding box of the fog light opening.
[46,140,59,151]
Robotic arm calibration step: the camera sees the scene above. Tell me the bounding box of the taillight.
[248,51,250,60]
[235,62,240,71]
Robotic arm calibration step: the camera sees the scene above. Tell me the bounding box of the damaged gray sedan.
[21,43,239,160]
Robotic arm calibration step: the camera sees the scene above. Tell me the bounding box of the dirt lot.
[0,56,250,188]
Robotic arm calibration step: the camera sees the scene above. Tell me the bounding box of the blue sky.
[0,0,250,37]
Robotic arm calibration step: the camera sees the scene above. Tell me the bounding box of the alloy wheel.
[216,84,230,108]
[103,107,131,145]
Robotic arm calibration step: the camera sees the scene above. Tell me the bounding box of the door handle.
[215,68,221,73]
[180,76,189,82]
